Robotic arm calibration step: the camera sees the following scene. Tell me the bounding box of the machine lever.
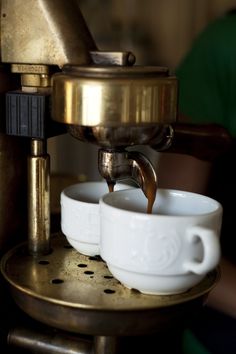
[164,123,233,161]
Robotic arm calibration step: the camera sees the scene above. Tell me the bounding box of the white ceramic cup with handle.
[61,181,132,256]
[99,188,222,295]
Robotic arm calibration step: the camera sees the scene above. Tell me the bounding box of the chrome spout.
[129,151,157,199]
[98,149,157,212]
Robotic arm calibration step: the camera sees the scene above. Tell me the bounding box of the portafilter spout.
[98,149,157,213]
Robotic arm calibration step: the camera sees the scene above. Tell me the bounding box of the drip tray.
[1,233,219,336]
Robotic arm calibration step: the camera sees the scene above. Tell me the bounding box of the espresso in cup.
[99,188,222,295]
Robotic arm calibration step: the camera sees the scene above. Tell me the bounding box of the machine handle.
[165,123,233,161]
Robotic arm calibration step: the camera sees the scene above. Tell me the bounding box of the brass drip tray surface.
[1,233,219,336]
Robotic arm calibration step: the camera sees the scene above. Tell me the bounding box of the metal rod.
[28,138,50,256]
[94,336,118,354]
[8,327,93,354]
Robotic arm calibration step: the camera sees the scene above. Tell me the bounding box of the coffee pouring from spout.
[98,148,158,213]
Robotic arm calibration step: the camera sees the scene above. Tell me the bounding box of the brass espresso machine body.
[0,1,231,353]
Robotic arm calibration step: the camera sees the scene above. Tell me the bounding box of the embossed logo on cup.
[145,231,181,270]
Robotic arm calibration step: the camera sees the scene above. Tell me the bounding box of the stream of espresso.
[107,181,116,193]
[146,187,156,214]
[107,181,156,214]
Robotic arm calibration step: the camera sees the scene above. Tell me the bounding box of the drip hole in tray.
[77,263,87,268]
[89,255,103,262]
[64,244,73,249]
[51,278,64,284]
[84,270,94,275]
[38,260,50,265]
[104,275,113,279]
[104,289,116,294]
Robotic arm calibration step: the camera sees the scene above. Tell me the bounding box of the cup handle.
[183,226,221,275]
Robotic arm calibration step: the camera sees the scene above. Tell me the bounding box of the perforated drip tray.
[1,233,219,336]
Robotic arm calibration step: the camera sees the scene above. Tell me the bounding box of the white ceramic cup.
[60,181,132,256]
[100,188,222,295]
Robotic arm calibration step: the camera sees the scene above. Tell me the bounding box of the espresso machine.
[0,1,232,353]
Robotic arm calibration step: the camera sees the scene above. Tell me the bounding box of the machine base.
[1,233,220,336]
